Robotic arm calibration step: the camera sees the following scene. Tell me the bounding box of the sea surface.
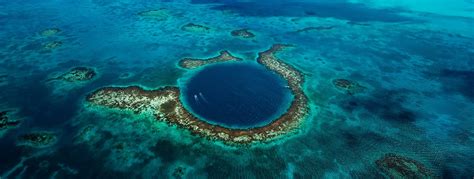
[182,62,293,129]
[0,0,473,178]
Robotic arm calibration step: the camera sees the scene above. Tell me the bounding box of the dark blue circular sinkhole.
[182,62,293,129]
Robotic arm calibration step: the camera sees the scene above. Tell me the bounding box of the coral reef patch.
[181,23,210,32]
[178,51,242,69]
[0,110,20,131]
[172,166,187,178]
[332,78,366,95]
[86,45,309,145]
[50,67,97,82]
[137,9,170,20]
[231,29,255,38]
[295,26,335,33]
[375,153,435,178]
[17,131,57,148]
[43,41,62,50]
[40,28,61,37]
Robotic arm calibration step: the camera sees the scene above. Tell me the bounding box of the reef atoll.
[86,45,309,145]
[178,51,242,69]
[50,67,97,82]
[231,29,255,38]
[181,23,210,33]
[17,131,57,148]
[375,153,435,178]
[332,78,366,95]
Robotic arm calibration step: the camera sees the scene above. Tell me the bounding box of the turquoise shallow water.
[0,0,473,178]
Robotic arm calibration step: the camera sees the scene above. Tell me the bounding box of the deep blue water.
[182,63,292,128]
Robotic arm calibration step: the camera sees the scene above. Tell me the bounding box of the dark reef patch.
[340,90,417,123]
[191,1,411,22]
[137,9,170,20]
[43,41,63,50]
[375,153,434,178]
[49,67,97,82]
[332,78,366,95]
[231,29,255,38]
[17,131,57,148]
[0,110,20,130]
[40,28,61,37]
[171,165,187,178]
[295,26,335,33]
[181,23,210,32]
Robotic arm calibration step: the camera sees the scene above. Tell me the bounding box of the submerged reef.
[375,153,434,178]
[43,41,62,50]
[171,166,187,178]
[40,28,61,37]
[332,78,366,95]
[0,110,20,131]
[87,45,309,145]
[17,131,57,148]
[50,67,97,82]
[231,29,255,38]
[181,23,210,32]
[137,9,170,20]
[295,26,335,33]
[178,51,242,69]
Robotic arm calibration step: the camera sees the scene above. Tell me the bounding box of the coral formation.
[0,110,20,130]
[51,67,97,82]
[295,26,335,33]
[231,29,255,38]
[178,51,242,69]
[87,45,309,145]
[43,41,62,50]
[17,131,57,148]
[40,28,61,37]
[172,166,186,178]
[137,9,170,20]
[181,23,210,32]
[332,78,366,95]
[375,153,434,178]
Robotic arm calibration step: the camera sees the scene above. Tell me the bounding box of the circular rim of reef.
[86,44,309,145]
[178,61,294,130]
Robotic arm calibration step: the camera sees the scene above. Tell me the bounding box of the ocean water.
[0,0,473,178]
[182,62,292,129]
